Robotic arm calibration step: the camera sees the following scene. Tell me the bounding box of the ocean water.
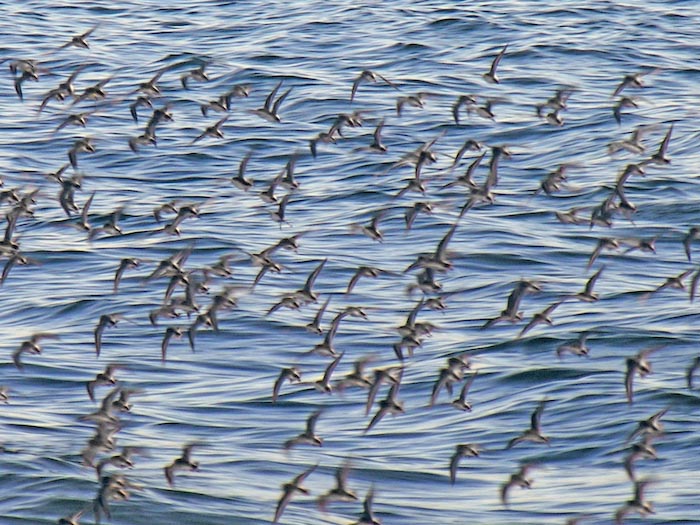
[1,1,699,524]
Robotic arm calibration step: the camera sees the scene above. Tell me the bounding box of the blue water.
[1,1,699,523]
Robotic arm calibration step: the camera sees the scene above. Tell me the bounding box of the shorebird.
[628,407,668,442]
[164,443,200,486]
[249,80,292,122]
[318,461,358,511]
[625,346,663,404]
[482,279,541,328]
[624,434,659,481]
[451,371,478,411]
[365,370,404,433]
[284,409,324,449]
[353,485,381,525]
[337,355,374,391]
[12,333,59,370]
[569,267,604,302]
[518,301,563,338]
[613,96,639,125]
[506,399,550,449]
[614,479,655,524]
[161,327,183,363]
[350,69,398,102]
[501,463,536,506]
[449,443,481,484]
[588,238,620,269]
[113,258,139,293]
[306,296,331,335]
[483,44,508,83]
[311,352,344,394]
[273,464,317,523]
[367,118,387,152]
[191,116,228,144]
[556,333,590,359]
[272,367,302,403]
[612,69,659,97]
[58,508,87,525]
[58,24,98,50]
[87,364,124,402]
[180,62,209,89]
[68,137,96,169]
[94,314,126,357]
[644,123,673,165]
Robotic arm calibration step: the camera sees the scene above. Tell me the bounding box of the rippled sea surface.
[2,1,700,524]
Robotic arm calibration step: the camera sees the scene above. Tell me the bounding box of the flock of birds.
[1,22,698,525]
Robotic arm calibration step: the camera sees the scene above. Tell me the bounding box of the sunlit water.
[1,1,700,524]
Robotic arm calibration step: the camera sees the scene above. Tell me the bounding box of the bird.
[0,386,9,404]
[317,461,358,511]
[624,434,659,481]
[556,333,591,359]
[269,193,292,227]
[365,367,402,415]
[161,327,183,363]
[87,364,124,402]
[645,123,673,165]
[95,446,148,478]
[68,137,96,169]
[94,314,127,358]
[347,266,392,293]
[309,129,340,158]
[569,267,604,302]
[614,479,655,524]
[13,70,38,101]
[404,221,459,273]
[232,151,254,191]
[350,69,398,102]
[628,407,668,442]
[313,351,344,394]
[612,69,659,97]
[284,409,324,449]
[12,333,60,370]
[353,485,381,525]
[451,371,478,411]
[306,296,331,335]
[180,62,209,89]
[482,279,541,328]
[249,80,292,122]
[352,209,386,242]
[164,443,200,486]
[273,464,317,523]
[58,25,99,50]
[365,369,404,433]
[483,44,508,83]
[336,355,374,391]
[501,463,536,506]
[113,258,140,293]
[625,346,663,404]
[396,92,429,117]
[518,301,563,338]
[588,238,620,269]
[191,116,228,144]
[367,118,387,152]
[0,251,39,285]
[272,367,302,402]
[506,399,550,449]
[612,96,639,125]
[58,507,87,525]
[449,443,481,484]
